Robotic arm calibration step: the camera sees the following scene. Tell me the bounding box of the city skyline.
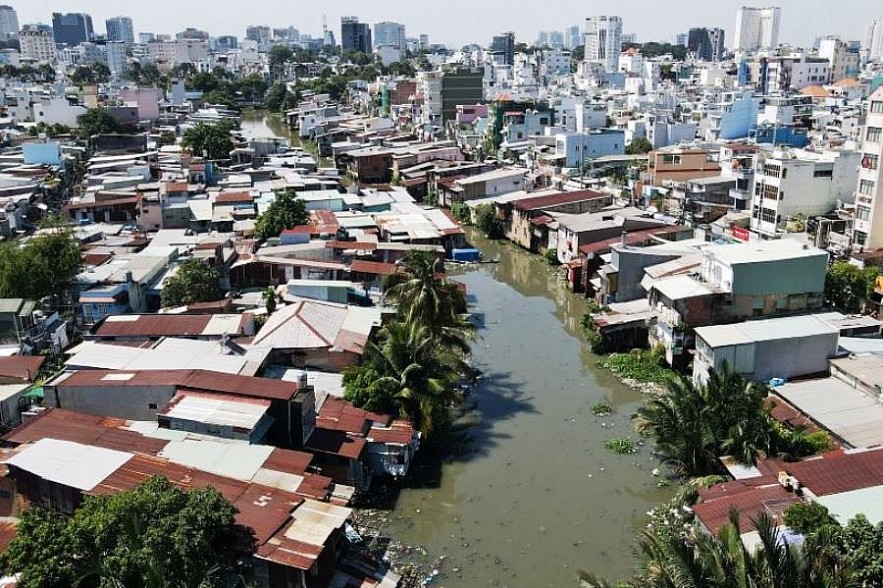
[11,0,879,48]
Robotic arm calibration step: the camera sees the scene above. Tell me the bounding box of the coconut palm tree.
[383,250,472,334]
[345,320,471,439]
[634,363,774,477]
[578,510,853,588]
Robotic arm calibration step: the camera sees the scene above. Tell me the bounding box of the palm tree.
[345,320,470,439]
[634,363,774,477]
[383,250,471,333]
[579,510,852,588]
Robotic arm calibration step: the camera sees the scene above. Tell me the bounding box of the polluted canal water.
[385,232,673,587]
[240,113,673,586]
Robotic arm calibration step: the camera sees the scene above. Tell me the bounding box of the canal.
[240,113,672,586]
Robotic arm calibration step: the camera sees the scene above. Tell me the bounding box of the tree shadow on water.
[397,370,536,492]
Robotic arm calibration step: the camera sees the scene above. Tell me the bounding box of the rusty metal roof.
[0,356,45,382]
[94,315,214,338]
[513,189,607,212]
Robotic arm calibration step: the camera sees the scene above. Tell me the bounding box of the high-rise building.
[819,37,859,81]
[865,17,883,62]
[851,87,883,249]
[374,21,406,59]
[105,16,134,45]
[491,31,515,66]
[565,25,581,50]
[687,27,725,62]
[549,31,565,48]
[537,31,549,48]
[51,12,94,46]
[584,16,622,73]
[105,41,127,77]
[19,27,57,62]
[673,32,688,46]
[340,17,371,53]
[734,6,781,51]
[0,6,18,41]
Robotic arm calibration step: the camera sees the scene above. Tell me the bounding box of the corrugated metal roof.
[696,315,839,349]
[817,486,883,525]
[160,391,270,430]
[5,438,133,491]
[0,356,45,381]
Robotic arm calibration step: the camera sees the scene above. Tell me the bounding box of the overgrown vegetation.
[543,248,560,266]
[450,202,471,224]
[783,502,839,535]
[474,203,504,239]
[591,401,612,416]
[603,437,636,454]
[598,346,676,385]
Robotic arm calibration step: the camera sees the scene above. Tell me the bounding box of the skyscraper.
[374,21,406,59]
[851,86,883,249]
[51,12,94,46]
[491,31,515,66]
[565,25,581,50]
[340,17,371,53]
[733,6,781,51]
[865,17,883,62]
[105,16,134,45]
[0,6,18,41]
[687,27,726,62]
[584,16,622,73]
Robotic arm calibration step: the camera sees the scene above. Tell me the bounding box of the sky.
[13,0,880,48]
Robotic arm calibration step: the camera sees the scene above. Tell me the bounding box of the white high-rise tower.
[583,16,622,73]
[734,6,781,51]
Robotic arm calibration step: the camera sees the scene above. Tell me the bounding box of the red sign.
[731,227,750,242]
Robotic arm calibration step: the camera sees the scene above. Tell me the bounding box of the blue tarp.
[451,248,481,262]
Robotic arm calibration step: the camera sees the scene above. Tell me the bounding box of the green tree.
[0,218,80,304]
[387,61,416,77]
[836,514,883,586]
[0,477,251,588]
[90,62,111,84]
[580,510,851,588]
[264,82,289,112]
[824,261,879,313]
[161,259,222,308]
[474,203,504,239]
[625,136,653,155]
[262,286,278,314]
[170,61,198,79]
[181,121,235,160]
[76,108,121,137]
[253,189,308,240]
[634,363,776,476]
[69,65,96,85]
[344,320,471,439]
[784,502,839,535]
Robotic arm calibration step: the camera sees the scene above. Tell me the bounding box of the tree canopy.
[160,259,222,308]
[0,476,251,588]
[625,136,653,155]
[824,261,879,313]
[70,63,111,85]
[0,218,81,303]
[77,108,122,137]
[182,121,235,160]
[253,189,309,240]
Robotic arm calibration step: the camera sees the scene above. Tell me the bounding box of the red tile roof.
[694,483,798,534]
[0,356,45,382]
[513,189,608,212]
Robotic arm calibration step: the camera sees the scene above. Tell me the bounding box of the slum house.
[503,189,614,252]
[247,298,382,372]
[645,239,829,368]
[0,408,351,588]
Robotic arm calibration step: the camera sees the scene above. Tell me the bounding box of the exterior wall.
[45,383,177,421]
[694,332,838,384]
[555,131,625,168]
[729,255,827,298]
[33,97,87,127]
[649,150,721,184]
[610,248,682,303]
[855,88,883,249]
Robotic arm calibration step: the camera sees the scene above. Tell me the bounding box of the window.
[867,126,882,143]
[855,231,868,246]
[872,101,883,114]
[763,163,782,178]
[661,154,682,165]
[148,403,157,410]
[813,169,833,178]
[760,207,777,224]
[857,205,872,221]
[860,179,876,195]
[863,154,880,170]
[762,183,779,200]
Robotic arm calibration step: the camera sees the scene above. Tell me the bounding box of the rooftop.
[695,314,839,348]
[708,238,828,266]
[159,391,271,431]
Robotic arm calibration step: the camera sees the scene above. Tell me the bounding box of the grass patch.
[598,348,678,385]
[591,401,613,416]
[604,437,636,454]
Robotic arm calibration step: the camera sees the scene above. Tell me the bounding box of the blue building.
[718,92,761,140]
